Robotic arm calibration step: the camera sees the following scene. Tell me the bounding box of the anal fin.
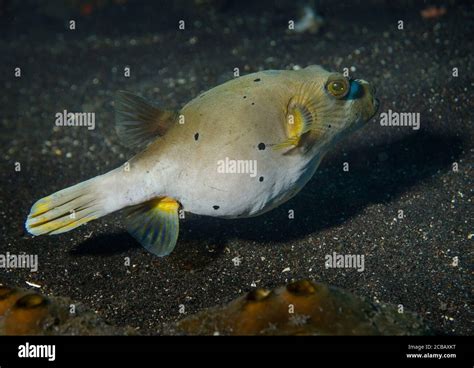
[125,197,180,257]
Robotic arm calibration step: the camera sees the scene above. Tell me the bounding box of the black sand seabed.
[1,1,472,335]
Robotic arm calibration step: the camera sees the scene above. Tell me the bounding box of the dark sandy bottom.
[1,1,472,335]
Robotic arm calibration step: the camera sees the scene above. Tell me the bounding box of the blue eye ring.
[346,79,363,100]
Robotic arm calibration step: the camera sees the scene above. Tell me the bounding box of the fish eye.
[15,294,48,309]
[325,77,350,99]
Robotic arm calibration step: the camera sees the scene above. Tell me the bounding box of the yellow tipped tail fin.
[25,178,106,236]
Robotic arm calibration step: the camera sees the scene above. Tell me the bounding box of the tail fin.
[25,177,108,236]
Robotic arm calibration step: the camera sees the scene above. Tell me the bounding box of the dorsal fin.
[115,90,177,150]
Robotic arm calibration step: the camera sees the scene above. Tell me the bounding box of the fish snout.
[356,80,379,120]
[357,79,376,98]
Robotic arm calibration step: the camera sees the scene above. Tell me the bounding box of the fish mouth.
[367,97,380,121]
[372,97,380,116]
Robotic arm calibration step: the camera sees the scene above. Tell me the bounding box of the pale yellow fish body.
[129,68,324,217]
[26,65,378,256]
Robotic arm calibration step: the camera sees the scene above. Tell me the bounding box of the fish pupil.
[332,82,344,92]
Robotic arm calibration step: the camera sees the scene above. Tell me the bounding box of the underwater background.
[1,0,472,335]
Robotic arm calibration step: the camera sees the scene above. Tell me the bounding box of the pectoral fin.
[125,197,180,257]
[273,96,315,151]
[115,91,178,150]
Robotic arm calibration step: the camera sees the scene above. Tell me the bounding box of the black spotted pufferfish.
[25,65,378,257]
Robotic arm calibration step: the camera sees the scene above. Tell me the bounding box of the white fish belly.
[166,150,321,218]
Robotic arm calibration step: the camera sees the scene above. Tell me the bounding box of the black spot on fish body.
[213,205,220,210]
[254,78,261,82]
[243,96,247,99]
[259,176,264,182]
[194,132,199,141]
[258,143,266,150]
[251,102,255,105]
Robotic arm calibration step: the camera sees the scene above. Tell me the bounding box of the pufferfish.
[25,65,378,257]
